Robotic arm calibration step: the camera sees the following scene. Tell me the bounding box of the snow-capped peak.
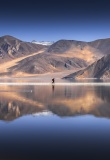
[31,40,54,46]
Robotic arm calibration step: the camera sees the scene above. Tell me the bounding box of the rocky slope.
[8,52,88,74]
[48,39,87,53]
[47,40,103,64]
[48,38,110,64]
[64,54,110,79]
[0,35,46,63]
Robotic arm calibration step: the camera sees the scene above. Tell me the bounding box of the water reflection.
[96,86,110,103]
[0,83,110,121]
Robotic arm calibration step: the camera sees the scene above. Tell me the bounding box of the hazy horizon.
[1,34,110,43]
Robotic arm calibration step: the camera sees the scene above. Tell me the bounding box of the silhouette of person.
[52,78,55,83]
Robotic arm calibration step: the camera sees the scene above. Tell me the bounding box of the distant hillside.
[48,38,110,54]
[47,39,103,64]
[64,54,110,79]
[48,40,87,53]
[0,35,46,63]
[88,38,110,55]
[48,38,110,64]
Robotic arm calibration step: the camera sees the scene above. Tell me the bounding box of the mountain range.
[1,35,110,78]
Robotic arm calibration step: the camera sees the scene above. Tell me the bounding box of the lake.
[0,78,110,159]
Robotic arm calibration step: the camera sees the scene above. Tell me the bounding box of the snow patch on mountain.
[32,40,54,46]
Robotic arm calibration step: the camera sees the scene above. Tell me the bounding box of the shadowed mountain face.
[48,39,110,64]
[64,54,110,79]
[0,84,110,121]
[8,52,88,74]
[48,40,88,53]
[89,38,110,55]
[0,35,46,63]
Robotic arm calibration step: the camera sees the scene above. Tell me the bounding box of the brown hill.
[48,39,104,64]
[0,35,46,63]
[88,38,110,55]
[8,52,88,74]
[48,38,110,64]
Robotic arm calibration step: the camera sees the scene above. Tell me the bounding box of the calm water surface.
[0,79,110,159]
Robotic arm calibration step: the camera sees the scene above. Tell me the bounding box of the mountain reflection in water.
[0,83,110,121]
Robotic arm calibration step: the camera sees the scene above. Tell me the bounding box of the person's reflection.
[52,85,55,94]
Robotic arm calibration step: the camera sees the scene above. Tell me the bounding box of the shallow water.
[0,79,110,159]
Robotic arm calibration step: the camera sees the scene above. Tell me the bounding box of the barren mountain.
[89,38,110,55]
[8,52,87,74]
[48,38,110,64]
[1,36,110,76]
[64,54,110,79]
[0,35,46,63]
[48,39,104,64]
